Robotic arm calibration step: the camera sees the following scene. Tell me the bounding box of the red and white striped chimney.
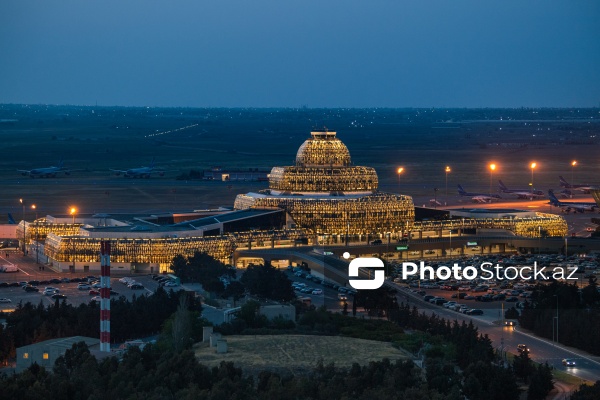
[100,241,111,352]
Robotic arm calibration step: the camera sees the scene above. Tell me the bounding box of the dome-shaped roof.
[295,131,351,167]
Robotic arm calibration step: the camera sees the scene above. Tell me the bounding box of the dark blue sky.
[1,1,599,108]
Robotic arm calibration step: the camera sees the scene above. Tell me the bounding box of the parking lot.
[0,274,183,312]
[284,267,353,311]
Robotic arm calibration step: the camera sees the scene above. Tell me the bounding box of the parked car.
[77,284,91,290]
[312,289,323,295]
[89,290,100,295]
[23,285,39,292]
[51,294,67,300]
[90,296,102,302]
[130,284,144,290]
[466,309,483,315]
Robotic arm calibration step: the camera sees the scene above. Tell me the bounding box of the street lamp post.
[69,207,77,272]
[445,166,451,205]
[571,160,577,184]
[538,226,541,254]
[489,164,496,195]
[31,204,38,264]
[19,198,26,255]
[397,167,404,191]
[530,162,536,193]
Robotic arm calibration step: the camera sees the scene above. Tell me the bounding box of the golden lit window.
[43,353,49,360]
[23,353,28,359]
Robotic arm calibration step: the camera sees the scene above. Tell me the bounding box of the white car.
[164,281,178,287]
[90,296,102,302]
[0,298,12,303]
[311,289,323,295]
[77,284,91,290]
[43,289,58,296]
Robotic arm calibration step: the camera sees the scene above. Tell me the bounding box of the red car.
[89,289,100,295]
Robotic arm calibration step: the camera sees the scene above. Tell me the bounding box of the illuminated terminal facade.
[15,130,568,273]
[234,130,415,241]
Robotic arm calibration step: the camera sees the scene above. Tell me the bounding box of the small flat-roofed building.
[16,336,100,373]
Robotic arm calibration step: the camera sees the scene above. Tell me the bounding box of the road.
[397,283,600,382]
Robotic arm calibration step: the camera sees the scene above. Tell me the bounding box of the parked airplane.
[18,160,72,178]
[548,190,598,213]
[558,176,595,194]
[457,184,501,203]
[110,158,164,178]
[498,180,544,199]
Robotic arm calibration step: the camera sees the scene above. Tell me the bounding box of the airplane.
[110,158,165,178]
[457,184,502,203]
[558,189,573,199]
[17,160,72,178]
[548,190,598,213]
[498,180,544,200]
[558,176,595,194]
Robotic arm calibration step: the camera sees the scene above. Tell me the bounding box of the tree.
[240,264,295,301]
[527,362,554,400]
[171,295,192,353]
[570,380,600,400]
[169,252,233,293]
[237,300,267,328]
[512,350,533,382]
[221,281,245,304]
[505,306,519,320]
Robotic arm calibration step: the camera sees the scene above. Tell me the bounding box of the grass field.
[194,334,411,375]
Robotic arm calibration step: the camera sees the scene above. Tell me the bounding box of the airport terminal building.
[16,130,568,273]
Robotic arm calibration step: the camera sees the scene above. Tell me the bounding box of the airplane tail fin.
[498,180,508,191]
[7,213,16,224]
[57,159,64,168]
[149,157,156,168]
[457,184,466,195]
[558,176,569,187]
[548,190,560,205]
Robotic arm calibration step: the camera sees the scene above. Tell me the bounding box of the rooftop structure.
[235,130,415,236]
